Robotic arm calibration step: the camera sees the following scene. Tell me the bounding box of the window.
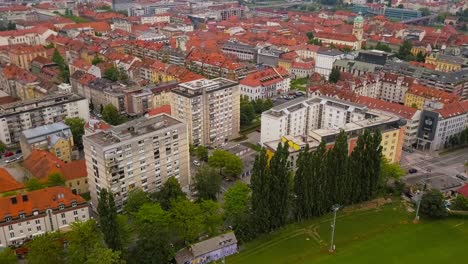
[8,225,13,231]
[9,232,14,238]
[35,219,40,225]
[36,226,42,231]
[72,201,77,207]
[61,213,65,218]
[59,204,65,210]
[74,210,78,216]
[62,220,67,225]
[75,216,79,221]
[5,216,11,222]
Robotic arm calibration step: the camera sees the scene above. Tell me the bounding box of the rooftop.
[0,168,24,194]
[85,114,183,146]
[22,122,70,140]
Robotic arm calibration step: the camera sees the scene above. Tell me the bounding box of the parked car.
[4,152,13,158]
[5,157,15,164]
[456,174,467,181]
[15,155,23,161]
[193,160,201,166]
[408,168,418,174]
[15,149,22,154]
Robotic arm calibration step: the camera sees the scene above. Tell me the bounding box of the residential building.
[416,101,468,151]
[175,233,238,264]
[221,41,257,61]
[257,46,284,67]
[24,150,88,195]
[19,122,74,162]
[425,53,464,72]
[171,78,240,146]
[261,96,405,163]
[379,73,414,104]
[83,114,190,210]
[149,81,178,108]
[404,84,459,110]
[239,67,290,100]
[356,96,420,148]
[291,61,315,79]
[334,59,383,76]
[290,44,321,60]
[0,168,24,196]
[0,187,89,247]
[84,119,111,135]
[0,93,89,146]
[8,45,47,70]
[383,61,468,99]
[0,26,57,46]
[315,48,345,79]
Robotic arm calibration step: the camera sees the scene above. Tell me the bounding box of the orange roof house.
[0,168,24,195]
[23,150,88,194]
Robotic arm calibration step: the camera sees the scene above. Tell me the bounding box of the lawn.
[290,78,309,91]
[228,200,468,264]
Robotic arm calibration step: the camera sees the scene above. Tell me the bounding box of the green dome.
[354,12,364,23]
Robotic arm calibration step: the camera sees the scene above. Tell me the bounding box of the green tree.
[0,141,6,153]
[398,40,413,61]
[200,199,223,236]
[240,96,256,126]
[124,188,151,215]
[329,67,340,83]
[420,189,448,219]
[155,176,186,210]
[84,247,124,264]
[268,142,290,229]
[92,56,104,65]
[104,66,120,82]
[26,232,65,264]
[208,149,243,177]
[250,148,271,234]
[326,130,349,205]
[451,195,468,211]
[52,48,66,67]
[411,103,418,109]
[98,189,122,251]
[294,146,312,221]
[194,165,222,201]
[25,178,43,191]
[306,31,314,40]
[195,145,209,162]
[416,51,426,62]
[7,21,16,30]
[67,220,103,264]
[47,173,66,187]
[102,104,123,125]
[132,203,174,264]
[419,8,430,16]
[375,42,392,52]
[223,182,252,239]
[65,117,86,146]
[397,4,404,8]
[380,157,405,184]
[170,198,204,244]
[0,247,17,264]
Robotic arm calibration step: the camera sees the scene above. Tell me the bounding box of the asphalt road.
[401,148,468,191]
[0,153,23,166]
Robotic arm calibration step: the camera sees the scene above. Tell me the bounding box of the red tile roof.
[0,168,24,194]
[0,186,86,219]
[436,101,468,119]
[458,184,468,197]
[356,96,417,120]
[240,67,289,87]
[62,22,111,32]
[148,105,171,116]
[407,84,459,104]
[23,150,87,183]
[316,31,357,42]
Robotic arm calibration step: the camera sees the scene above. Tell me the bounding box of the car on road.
[193,160,200,166]
[5,157,16,164]
[4,152,13,158]
[408,168,418,174]
[15,150,22,154]
[456,174,467,181]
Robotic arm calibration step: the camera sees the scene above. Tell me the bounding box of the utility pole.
[414,192,422,223]
[329,204,340,253]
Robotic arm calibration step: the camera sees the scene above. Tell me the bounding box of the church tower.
[353,12,364,50]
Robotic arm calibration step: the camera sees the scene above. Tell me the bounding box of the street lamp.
[329,204,340,253]
[414,182,427,223]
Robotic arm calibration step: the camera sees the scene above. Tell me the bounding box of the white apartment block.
[0,187,90,247]
[83,114,190,211]
[0,27,57,46]
[239,67,290,100]
[315,49,344,79]
[261,96,368,144]
[417,102,468,151]
[378,73,413,104]
[0,93,89,146]
[171,78,240,146]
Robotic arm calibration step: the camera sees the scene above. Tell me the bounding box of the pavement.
[401,148,468,192]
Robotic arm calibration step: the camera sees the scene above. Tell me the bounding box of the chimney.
[22,195,28,202]
[10,197,17,204]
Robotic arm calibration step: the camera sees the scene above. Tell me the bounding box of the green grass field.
[228,200,468,264]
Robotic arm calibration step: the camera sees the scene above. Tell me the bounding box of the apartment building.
[315,49,345,79]
[171,78,240,146]
[0,93,89,146]
[379,73,414,104]
[239,67,290,100]
[404,84,459,110]
[416,101,468,151]
[0,26,57,46]
[83,114,190,210]
[19,122,74,162]
[8,45,47,70]
[0,187,89,247]
[221,41,257,61]
[261,96,405,163]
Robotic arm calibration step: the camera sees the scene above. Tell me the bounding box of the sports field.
[228,199,468,264]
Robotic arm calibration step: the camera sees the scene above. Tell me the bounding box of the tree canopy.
[65,117,86,146]
[102,104,124,125]
[194,165,222,201]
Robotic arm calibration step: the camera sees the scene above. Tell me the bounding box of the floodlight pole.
[329,204,340,253]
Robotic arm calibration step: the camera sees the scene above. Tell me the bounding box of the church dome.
[354,12,364,23]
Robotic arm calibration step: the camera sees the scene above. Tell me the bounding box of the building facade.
[83,114,190,210]
[171,78,240,146]
[0,187,89,247]
[239,67,290,100]
[0,93,89,146]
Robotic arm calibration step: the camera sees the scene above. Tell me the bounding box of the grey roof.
[191,232,237,257]
[270,97,308,111]
[334,59,382,72]
[22,122,70,140]
[317,48,344,56]
[384,61,468,84]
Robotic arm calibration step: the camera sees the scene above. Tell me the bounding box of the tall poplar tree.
[313,141,329,216]
[268,143,290,229]
[293,146,311,221]
[97,189,122,251]
[250,148,271,234]
[329,130,349,205]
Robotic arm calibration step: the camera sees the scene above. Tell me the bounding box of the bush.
[420,189,448,219]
